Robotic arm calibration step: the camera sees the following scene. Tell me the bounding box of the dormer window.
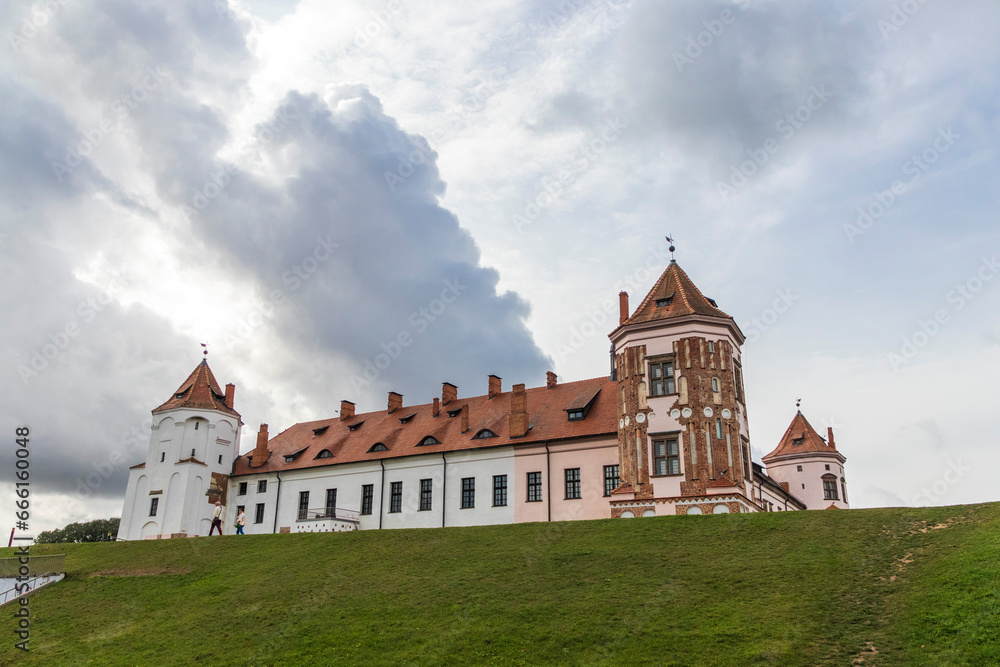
[418,436,441,446]
[348,421,364,431]
[472,429,498,439]
[284,447,308,463]
[368,443,389,453]
[315,449,333,459]
[399,413,416,424]
[447,409,461,418]
[567,409,585,421]
[707,298,718,307]
[312,426,329,436]
[792,437,803,447]
[656,297,672,308]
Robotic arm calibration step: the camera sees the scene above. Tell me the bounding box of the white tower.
[118,359,243,539]
[762,411,849,510]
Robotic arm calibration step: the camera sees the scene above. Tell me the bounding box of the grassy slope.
[1,503,997,666]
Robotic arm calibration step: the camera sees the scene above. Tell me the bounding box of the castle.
[117,258,849,540]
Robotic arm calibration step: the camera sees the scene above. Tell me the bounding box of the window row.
[236,480,268,495]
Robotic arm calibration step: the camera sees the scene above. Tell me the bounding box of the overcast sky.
[2,0,998,534]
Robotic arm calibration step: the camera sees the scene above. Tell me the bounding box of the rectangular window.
[325,488,337,517]
[238,482,248,495]
[565,468,581,499]
[527,472,542,502]
[389,481,402,513]
[254,503,265,524]
[653,439,680,475]
[361,484,374,515]
[218,454,223,464]
[149,497,158,517]
[796,465,803,472]
[604,464,620,497]
[741,439,751,480]
[734,365,744,403]
[298,491,310,520]
[257,480,267,493]
[160,452,165,462]
[461,477,475,509]
[823,479,839,501]
[419,479,433,511]
[649,361,675,396]
[493,475,507,507]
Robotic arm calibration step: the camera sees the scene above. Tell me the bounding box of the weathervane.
[665,235,676,261]
[201,342,208,358]
[795,397,801,410]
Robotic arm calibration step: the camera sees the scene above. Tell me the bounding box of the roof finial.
[665,235,676,262]
[201,343,208,359]
[795,397,801,411]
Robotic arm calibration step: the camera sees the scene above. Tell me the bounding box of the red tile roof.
[619,261,732,327]
[762,411,840,462]
[152,360,240,418]
[232,376,617,476]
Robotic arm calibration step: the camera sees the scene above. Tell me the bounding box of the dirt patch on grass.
[852,641,879,664]
[89,566,192,577]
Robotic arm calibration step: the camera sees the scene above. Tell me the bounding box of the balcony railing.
[295,507,360,523]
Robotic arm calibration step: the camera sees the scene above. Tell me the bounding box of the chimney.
[827,427,836,450]
[619,291,629,325]
[224,383,236,409]
[460,404,470,433]
[442,382,457,405]
[250,424,269,468]
[546,371,558,389]
[779,481,789,492]
[510,383,528,438]
[433,397,440,417]
[339,400,355,421]
[488,375,502,399]
[388,392,403,413]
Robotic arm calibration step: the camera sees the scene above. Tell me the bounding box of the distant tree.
[35,518,120,544]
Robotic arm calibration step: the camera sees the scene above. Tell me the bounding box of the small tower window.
[796,465,803,472]
[708,341,715,352]
[792,438,803,447]
[712,378,719,392]
[160,452,165,462]
[191,448,196,457]
[822,475,839,500]
[194,422,199,430]
[218,455,223,464]
[715,419,723,439]
[149,497,159,516]
[655,297,672,308]
[649,361,675,396]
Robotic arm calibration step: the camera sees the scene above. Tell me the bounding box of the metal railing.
[296,507,360,523]
[1,573,65,606]
[0,554,66,577]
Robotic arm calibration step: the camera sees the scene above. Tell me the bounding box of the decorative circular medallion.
[670,409,681,419]
[703,407,714,418]
[636,413,646,424]
[681,408,692,418]
[721,409,732,419]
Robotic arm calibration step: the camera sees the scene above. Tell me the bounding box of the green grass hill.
[2,502,998,666]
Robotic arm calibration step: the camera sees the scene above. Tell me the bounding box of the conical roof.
[152,359,239,417]
[762,411,840,462]
[621,261,732,327]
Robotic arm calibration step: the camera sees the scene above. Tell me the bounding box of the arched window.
[418,436,440,446]
[712,504,730,514]
[368,443,389,453]
[472,429,498,440]
[686,506,702,515]
[822,474,839,500]
[315,449,333,459]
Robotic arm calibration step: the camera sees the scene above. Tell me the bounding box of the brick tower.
[608,258,756,516]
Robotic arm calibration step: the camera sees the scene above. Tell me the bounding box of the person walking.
[235,508,246,535]
[209,501,225,535]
